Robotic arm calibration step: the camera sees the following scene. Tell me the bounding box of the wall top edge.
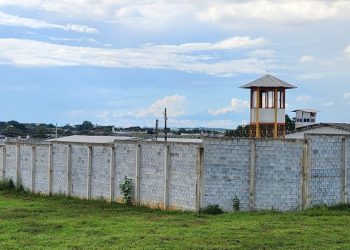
[2,139,202,147]
[202,137,305,143]
[3,134,348,147]
[304,133,350,138]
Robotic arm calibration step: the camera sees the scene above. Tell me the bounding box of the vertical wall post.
[87,145,93,200]
[344,137,349,203]
[283,89,286,137]
[2,147,6,179]
[110,146,116,202]
[195,147,204,212]
[301,140,310,209]
[16,144,20,185]
[249,140,256,211]
[31,146,36,192]
[341,138,348,203]
[135,144,141,205]
[48,144,53,195]
[66,145,72,197]
[163,144,171,210]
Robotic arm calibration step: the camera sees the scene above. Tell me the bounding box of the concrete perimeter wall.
[0,141,200,211]
[307,135,349,206]
[202,139,304,211]
[0,134,349,211]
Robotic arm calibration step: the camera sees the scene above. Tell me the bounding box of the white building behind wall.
[293,109,318,128]
[286,123,350,139]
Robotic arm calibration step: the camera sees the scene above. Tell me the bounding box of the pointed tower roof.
[240,74,297,89]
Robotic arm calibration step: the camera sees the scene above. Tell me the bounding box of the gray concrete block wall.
[71,145,89,198]
[35,146,49,194]
[0,146,4,179]
[168,143,198,210]
[139,143,165,207]
[202,138,251,211]
[52,144,68,194]
[255,140,303,211]
[347,139,350,203]
[18,145,33,189]
[1,135,348,212]
[91,146,110,200]
[114,143,137,202]
[308,136,343,206]
[5,145,17,183]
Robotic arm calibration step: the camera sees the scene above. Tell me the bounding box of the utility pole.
[155,119,159,141]
[55,123,58,140]
[164,108,168,142]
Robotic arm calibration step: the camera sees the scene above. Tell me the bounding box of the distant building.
[48,135,138,144]
[145,138,202,143]
[241,74,297,138]
[286,123,350,139]
[293,109,318,128]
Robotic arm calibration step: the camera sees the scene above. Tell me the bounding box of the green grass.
[0,190,350,250]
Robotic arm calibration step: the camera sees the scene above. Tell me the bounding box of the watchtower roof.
[240,74,297,89]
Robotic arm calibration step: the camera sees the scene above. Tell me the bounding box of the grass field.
[0,190,350,249]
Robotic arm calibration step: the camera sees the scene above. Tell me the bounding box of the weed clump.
[0,178,15,191]
[119,176,133,205]
[0,178,25,192]
[200,204,224,215]
[232,194,240,212]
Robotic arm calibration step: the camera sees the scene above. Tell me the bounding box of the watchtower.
[241,74,297,138]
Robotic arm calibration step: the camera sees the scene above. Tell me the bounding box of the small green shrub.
[0,178,16,191]
[328,203,350,211]
[119,176,133,205]
[200,204,224,215]
[16,177,25,192]
[232,194,240,212]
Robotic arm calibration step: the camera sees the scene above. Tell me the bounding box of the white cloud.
[90,117,244,129]
[300,55,315,63]
[197,0,350,25]
[2,0,349,26]
[201,120,240,129]
[345,44,350,56]
[248,49,276,58]
[0,37,270,76]
[68,109,85,118]
[49,37,111,47]
[0,0,191,24]
[296,95,312,102]
[344,92,350,104]
[297,73,326,80]
[161,119,243,129]
[0,11,98,33]
[96,111,110,120]
[209,98,249,115]
[130,95,187,118]
[323,101,334,107]
[152,36,266,52]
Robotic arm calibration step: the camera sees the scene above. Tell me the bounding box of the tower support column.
[255,88,261,138]
[273,88,278,138]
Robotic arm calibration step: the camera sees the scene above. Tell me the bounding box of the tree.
[285,114,295,132]
[81,121,94,131]
[8,120,26,131]
[35,126,48,138]
[225,124,250,137]
[178,128,187,134]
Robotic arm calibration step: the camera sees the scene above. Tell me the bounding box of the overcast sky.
[1,0,350,128]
